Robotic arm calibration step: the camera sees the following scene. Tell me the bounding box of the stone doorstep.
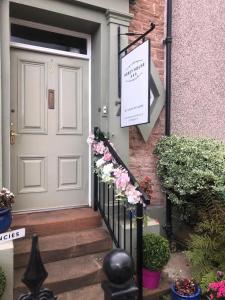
[14,227,112,268]
[57,277,171,300]
[58,284,104,300]
[14,252,107,299]
[11,207,102,237]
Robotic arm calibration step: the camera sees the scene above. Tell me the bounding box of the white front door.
[10,49,89,212]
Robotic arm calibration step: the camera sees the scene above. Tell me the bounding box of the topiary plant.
[143,233,170,271]
[0,267,6,298]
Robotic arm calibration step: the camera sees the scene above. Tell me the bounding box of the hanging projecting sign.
[121,40,150,127]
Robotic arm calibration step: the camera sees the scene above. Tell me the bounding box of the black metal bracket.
[163,36,172,45]
[115,101,121,116]
[117,22,156,99]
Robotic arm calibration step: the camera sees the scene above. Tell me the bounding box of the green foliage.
[154,135,225,205]
[143,233,170,271]
[0,267,6,298]
[186,201,225,291]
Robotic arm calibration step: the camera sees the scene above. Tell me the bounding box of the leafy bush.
[154,135,225,205]
[0,267,6,297]
[143,233,170,271]
[186,201,225,291]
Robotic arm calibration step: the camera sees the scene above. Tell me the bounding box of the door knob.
[10,130,19,145]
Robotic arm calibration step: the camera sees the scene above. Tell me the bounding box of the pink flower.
[87,133,95,145]
[103,151,112,162]
[92,141,106,154]
[115,171,130,191]
[208,280,225,299]
[114,167,125,178]
[125,184,142,204]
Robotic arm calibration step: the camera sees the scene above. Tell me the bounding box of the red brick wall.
[129,0,166,206]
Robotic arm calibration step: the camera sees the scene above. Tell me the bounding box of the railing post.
[18,234,57,300]
[94,171,98,211]
[136,203,143,300]
[102,249,139,300]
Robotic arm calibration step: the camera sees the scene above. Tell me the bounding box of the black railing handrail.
[94,127,150,205]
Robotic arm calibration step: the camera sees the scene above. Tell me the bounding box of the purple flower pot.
[0,208,12,234]
[171,284,201,300]
[143,268,161,289]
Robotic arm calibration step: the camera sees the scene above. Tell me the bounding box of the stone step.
[56,277,171,300]
[12,208,102,237]
[57,284,103,300]
[14,252,107,299]
[14,227,112,268]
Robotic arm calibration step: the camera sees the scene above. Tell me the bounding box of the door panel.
[58,65,82,134]
[10,49,89,212]
[18,60,47,134]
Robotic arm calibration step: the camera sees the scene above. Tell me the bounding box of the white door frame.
[9,19,92,209]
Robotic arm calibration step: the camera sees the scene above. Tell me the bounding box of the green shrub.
[143,233,170,271]
[154,135,225,205]
[186,201,225,290]
[0,267,6,298]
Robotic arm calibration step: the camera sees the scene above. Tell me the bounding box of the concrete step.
[14,227,112,268]
[14,252,107,299]
[12,208,102,237]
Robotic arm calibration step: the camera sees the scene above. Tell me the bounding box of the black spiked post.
[18,234,57,300]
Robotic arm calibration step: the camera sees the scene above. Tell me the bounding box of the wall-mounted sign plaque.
[121,40,150,127]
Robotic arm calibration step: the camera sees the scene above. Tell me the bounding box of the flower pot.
[0,208,12,234]
[171,284,201,300]
[143,268,161,289]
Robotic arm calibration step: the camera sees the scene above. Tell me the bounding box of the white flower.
[127,196,140,205]
[102,163,114,176]
[96,158,106,168]
[102,174,113,183]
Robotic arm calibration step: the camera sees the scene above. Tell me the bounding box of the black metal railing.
[93,127,150,300]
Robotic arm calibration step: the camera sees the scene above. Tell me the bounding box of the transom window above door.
[10,18,91,59]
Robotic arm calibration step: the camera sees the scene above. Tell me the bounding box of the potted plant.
[143,233,170,289]
[171,278,201,300]
[0,267,6,298]
[0,187,14,234]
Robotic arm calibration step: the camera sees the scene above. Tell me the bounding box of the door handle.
[10,130,19,145]
[48,89,55,109]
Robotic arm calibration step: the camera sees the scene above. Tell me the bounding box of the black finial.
[102,249,138,299]
[18,234,57,300]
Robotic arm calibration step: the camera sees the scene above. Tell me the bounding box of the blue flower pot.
[171,284,201,300]
[0,208,12,234]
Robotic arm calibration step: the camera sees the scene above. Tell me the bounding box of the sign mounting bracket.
[117,22,155,98]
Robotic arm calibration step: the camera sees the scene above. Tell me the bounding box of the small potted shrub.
[0,187,14,233]
[143,233,170,289]
[0,267,6,298]
[171,278,201,300]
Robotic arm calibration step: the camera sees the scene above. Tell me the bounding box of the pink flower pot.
[143,268,161,289]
